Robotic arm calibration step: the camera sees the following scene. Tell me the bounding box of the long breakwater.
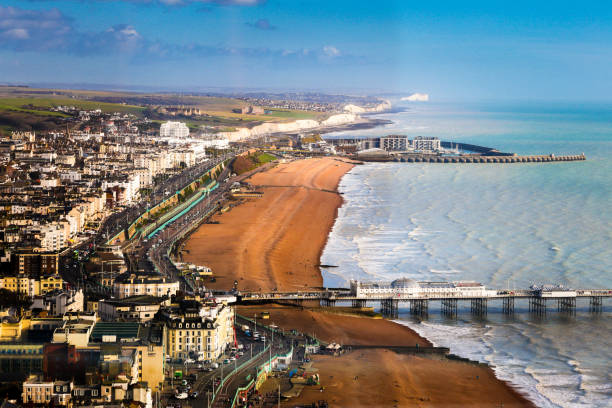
[398,153,585,163]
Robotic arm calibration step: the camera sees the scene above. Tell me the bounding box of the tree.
[0,289,32,309]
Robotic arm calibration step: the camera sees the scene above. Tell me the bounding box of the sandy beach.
[237,304,430,347]
[182,157,354,292]
[290,350,532,408]
[240,305,533,407]
[182,157,533,407]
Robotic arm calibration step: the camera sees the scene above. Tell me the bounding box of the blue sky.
[1,0,611,100]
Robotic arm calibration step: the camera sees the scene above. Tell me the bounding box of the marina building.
[411,136,441,152]
[379,135,409,151]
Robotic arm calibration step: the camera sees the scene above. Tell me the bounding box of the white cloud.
[3,28,29,39]
[323,45,340,57]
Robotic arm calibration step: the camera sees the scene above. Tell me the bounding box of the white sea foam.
[321,102,612,407]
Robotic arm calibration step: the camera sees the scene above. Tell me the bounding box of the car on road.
[189,391,199,399]
[223,359,230,364]
[175,392,188,400]
[184,358,195,364]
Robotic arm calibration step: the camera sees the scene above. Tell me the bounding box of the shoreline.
[181,157,534,407]
[182,157,355,292]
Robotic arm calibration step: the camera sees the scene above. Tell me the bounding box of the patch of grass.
[256,152,276,164]
[0,110,67,132]
[231,151,277,175]
[301,133,323,144]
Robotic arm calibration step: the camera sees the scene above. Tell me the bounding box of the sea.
[320,100,612,408]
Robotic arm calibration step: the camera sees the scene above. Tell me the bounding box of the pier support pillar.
[321,299,336,308]
[381,299,399,318]
[502,298,515,314]
[557,297,576,314]
[409,299,428,316]
[441,298,458,317]
[529,297,547,315]
[470,298,488,316]
[590,296,603,313]
[352,299,366,308]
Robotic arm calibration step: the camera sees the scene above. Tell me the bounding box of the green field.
[255,152,276,164]
[0,86,327,134]
[0,97,145,116]
[0,102,70,118]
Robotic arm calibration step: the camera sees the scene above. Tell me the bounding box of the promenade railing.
[229,346,294,408]
[211,344,271,405]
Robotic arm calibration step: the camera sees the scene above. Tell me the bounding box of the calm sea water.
[321,100,612,407]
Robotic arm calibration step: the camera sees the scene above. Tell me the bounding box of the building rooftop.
[90,322,140,342]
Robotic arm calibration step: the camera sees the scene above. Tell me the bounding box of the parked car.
[190,391,199,399]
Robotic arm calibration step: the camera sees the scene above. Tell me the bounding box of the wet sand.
[182,157,354,292]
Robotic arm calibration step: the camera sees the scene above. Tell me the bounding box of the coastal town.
[5,76,608,408]
[1,0,609,406]
[0,87,553,408]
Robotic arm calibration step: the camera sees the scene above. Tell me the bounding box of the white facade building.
[380,135,409,151]
[38,223,67,252]
[113,273,180,299]
[160,121,189,138]
[411,136,441,152]
[22,376,54,405]
[350,279,497,298]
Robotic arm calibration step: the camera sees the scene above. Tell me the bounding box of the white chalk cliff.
[401,93,429,102]
[344,99,392,113]
[220,100,391,141]
[220,113,359,141]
